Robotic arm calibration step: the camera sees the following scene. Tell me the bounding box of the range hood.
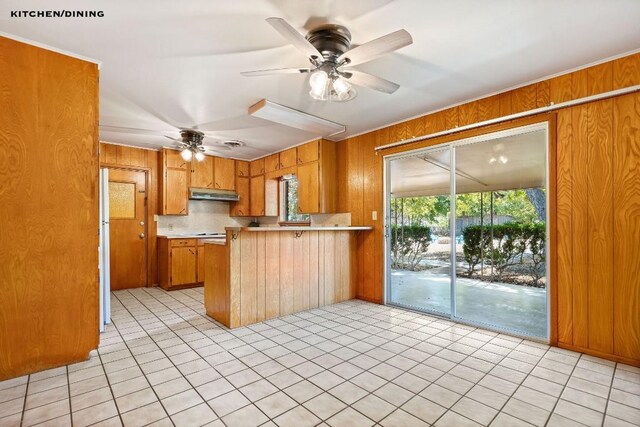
[189,188,240,202]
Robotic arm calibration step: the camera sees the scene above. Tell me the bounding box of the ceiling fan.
[164,129,241,162]
[241,18,413,102]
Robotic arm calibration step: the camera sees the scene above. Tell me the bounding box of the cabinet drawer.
[170,239,197,247]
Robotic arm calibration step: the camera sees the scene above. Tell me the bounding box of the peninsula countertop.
[224,226,373,232]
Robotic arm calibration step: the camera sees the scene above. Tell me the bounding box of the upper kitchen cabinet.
[190,155,214,189]
[297,139,336,214]
[250,158,265,176]
[297,140,319,164]
[214,157,235,191]
[279,148,297,169]
[159,148,189,215]
[230,160,250,217]
[236,160,250,177]
[264,153,280,173]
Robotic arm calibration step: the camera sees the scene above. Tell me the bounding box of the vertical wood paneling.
[240,232,257,326]
[309,231,319,309]
[293,232,310,312]
[556,108,574,345]
[613,93,640,361]
[512,84,537,113]
[324,232,336,304]
[0,37,99,380]
[407,116,426,139]
[550,74,573,104]
[264,233,280,320]
[498,92,512,116]
[101,143,117,164]
[117,145,147,167]
[279,233,294,315]
[571,69,588,100]
[443,107,459,129]
[587,63,613,96]
[458,101,479,127]
[571,105,589,349]
[586,99,614,354]
[477,95,501,122]
[537,80,550,108]
[318,232,325,307]
[613,52,640,90]
[229,234,241,328]
[256,233,266,322]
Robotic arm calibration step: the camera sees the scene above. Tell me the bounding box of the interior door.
[108,168,147,290]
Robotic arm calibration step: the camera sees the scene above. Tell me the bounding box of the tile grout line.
[107,290,178,427]
[600,362,617,427]
[20,374,30,426]
[95,332,134,427]
[541,353,584,427]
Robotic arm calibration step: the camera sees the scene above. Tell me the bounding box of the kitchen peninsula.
[204,226,371,328]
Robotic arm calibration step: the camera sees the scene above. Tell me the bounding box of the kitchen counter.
[225,226,372,232]
[205,227,360,328]
[158,233,226,239]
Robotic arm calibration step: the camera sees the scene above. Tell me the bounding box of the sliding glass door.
[387,148,452,316]
[385,124,549,340]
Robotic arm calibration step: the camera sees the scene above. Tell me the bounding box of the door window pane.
[109,182,135,219]
[454,130,547,338]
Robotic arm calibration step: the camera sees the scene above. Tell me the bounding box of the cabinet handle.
[189,249,195,255]
[208,181,213,187]
[215,182,220,188]
[180,208,186,213]
[298,158,302,164]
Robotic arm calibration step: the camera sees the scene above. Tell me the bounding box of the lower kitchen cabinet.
[158,237,206,290]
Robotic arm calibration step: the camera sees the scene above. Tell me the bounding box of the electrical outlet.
[372,211,378,221]
[168,223,174,231]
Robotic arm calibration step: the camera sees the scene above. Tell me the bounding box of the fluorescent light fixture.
[248,99,346,137]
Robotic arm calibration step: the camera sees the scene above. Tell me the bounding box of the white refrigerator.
[99,168,111,332]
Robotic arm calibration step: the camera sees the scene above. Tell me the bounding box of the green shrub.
[391,225,432,271]
[462,221,545,284]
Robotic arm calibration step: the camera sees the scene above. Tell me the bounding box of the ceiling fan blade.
[266,17,322,60]
[164,135,184,144]
[241,68,311,77]
[100,124,177,135]
[344,70,400,94]
[338,29,412,66]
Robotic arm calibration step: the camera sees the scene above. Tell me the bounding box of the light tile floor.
[1,287,638,427]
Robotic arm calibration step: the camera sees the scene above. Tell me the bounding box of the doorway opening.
[385,123,549,340]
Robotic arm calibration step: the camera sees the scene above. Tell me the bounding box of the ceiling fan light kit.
[242,18,412,102]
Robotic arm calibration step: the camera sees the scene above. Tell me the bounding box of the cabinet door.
[250,175,265,216]
[297,161,319,214]
[171,246,197,285]
[197,245,205,283]
[265,153,280,173]
[236,160,250,177]
[165,168,188,215]
[230,176,250,216]
[214,157,236,190]
[250,158,265,176]
[280,148,297,169]
[190,155,214,188]
[297,140,319,164]
[166,149,189,170]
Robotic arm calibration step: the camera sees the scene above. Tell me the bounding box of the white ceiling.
[1,0,639,160]
[390,129,546,197]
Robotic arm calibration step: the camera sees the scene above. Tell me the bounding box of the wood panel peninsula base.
[204,226,372,328]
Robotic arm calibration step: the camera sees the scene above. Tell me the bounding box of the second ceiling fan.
[242,18,413,102]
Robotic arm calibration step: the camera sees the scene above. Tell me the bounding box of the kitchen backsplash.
[157,200,250,234]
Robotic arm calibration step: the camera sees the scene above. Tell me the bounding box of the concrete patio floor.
[389,269,547,338]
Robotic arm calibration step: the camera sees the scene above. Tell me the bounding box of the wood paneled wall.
[205,230,357,328]
[100,143,159,285]
[0,37,100,380]
[337,52,640,365]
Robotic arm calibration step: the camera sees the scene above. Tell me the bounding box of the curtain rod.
[375,84,640,152]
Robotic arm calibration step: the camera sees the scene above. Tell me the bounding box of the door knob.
[139,233,145,239]
[140,221,145,226]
